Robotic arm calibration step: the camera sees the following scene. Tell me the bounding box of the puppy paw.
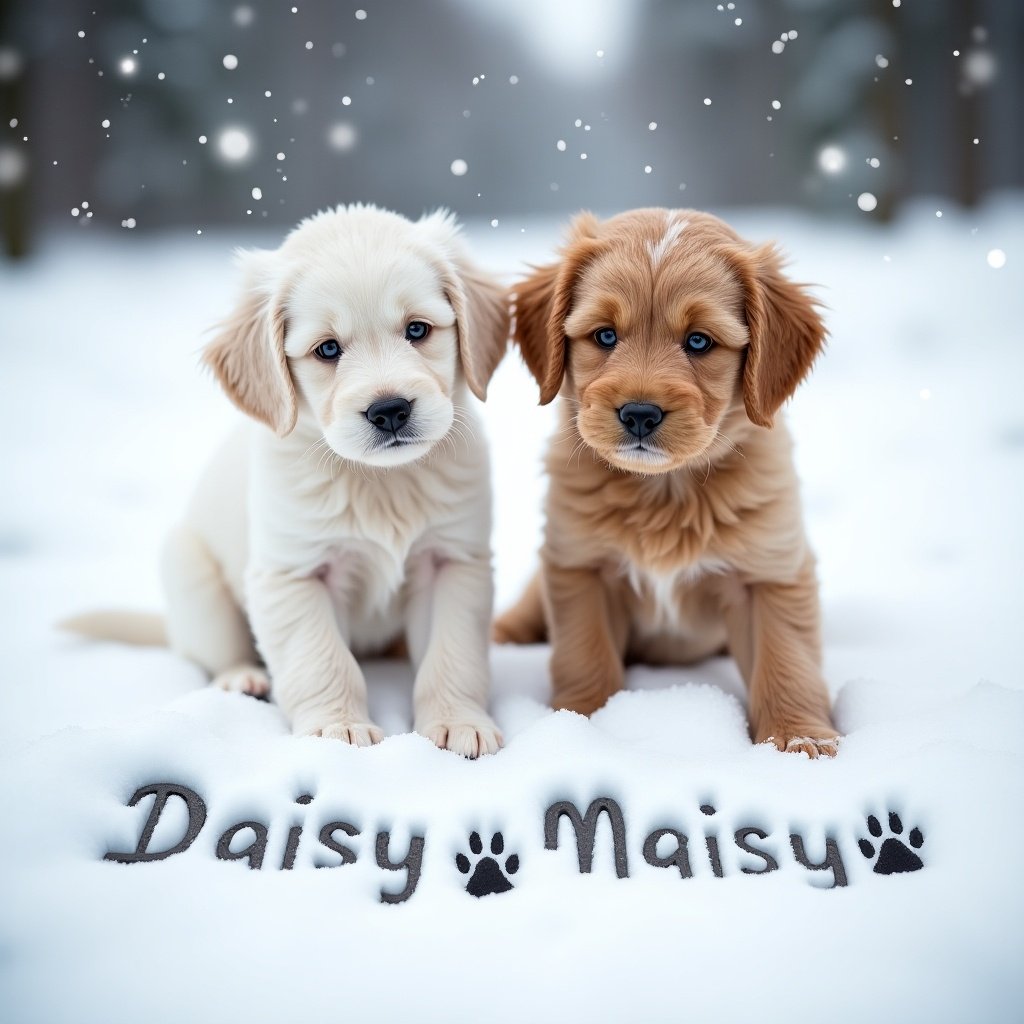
[551,666,623,717]
[756,726,840,759]
[417,715,503,758]
[312,721,384,746]
[212,664,270,699]
[552,696,603,717]
[551,685,620,717]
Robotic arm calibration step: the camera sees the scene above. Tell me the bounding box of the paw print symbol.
[859,812,924,875]
[455,831,519,897]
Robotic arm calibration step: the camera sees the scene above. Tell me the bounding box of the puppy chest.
[317,544,409,621]
[621,559,731,633]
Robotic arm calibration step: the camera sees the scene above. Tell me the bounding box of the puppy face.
[283,240,460,467]
[204,206,508,467]
[513,209,826,474]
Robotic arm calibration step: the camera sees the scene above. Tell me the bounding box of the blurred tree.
[1,0,1020,255]
[0,0,29,257]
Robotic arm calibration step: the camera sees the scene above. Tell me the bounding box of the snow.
[217,127,251,163]
[819,145,847,174]
[1,199,1023,1022]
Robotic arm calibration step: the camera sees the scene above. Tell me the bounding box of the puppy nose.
[618,402,664,439]
[365,396,412,433]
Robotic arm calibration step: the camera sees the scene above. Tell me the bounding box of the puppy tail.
[58,610,168,647]
[493,572,548,644]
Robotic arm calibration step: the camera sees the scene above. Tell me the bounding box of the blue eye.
[405,321,431,342]
[314,339,341,360]
[594,327,618,349]
[684,332,713,354]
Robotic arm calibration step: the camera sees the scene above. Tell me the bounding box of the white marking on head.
[646,213,689,269]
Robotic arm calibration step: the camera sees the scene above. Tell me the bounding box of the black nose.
[618,402,664,439]
[365,397,412,433]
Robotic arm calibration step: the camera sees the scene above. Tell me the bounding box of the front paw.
[551,690,615,717]
[308,720,384,746]
[416,712,503,758]
[550,666,623,717]
[755,722,840,759]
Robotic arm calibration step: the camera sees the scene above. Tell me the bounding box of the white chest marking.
[626,559,730,630]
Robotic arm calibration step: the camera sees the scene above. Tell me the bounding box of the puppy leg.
[721,558,838,758]
[493,570,548,644]
[247,569,382,744]
[160,526,267,695]
[407,556,502,758]
[544,562,628,716]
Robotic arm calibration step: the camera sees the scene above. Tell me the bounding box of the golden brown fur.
[494,208,838,757]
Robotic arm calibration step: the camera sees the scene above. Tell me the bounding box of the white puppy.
[70,205,509,756]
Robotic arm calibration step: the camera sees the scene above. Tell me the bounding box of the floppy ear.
[416,208,510,401]
[735,244,827,428]
[512,212,603,405]
[511,262,561,405]
[445,260,510,401]
[202,249,297,437]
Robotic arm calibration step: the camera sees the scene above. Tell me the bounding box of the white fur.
[646,213,689,269]
[625,559,731,631]
[161,205,505,756]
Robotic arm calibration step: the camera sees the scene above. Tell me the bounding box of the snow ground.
[1,200,1022,1023]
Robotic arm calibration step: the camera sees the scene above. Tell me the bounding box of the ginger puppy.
[495,208,838,757]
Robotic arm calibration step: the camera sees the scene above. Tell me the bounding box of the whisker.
[712,428,744,460]
[303,436,330,466]
[316,443,334,477]
[450,411,478,442]
[566,435,590,469]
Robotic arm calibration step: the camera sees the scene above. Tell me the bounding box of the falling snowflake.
[818,145,847,174]
[963,50,997,87]
[0,46,25,80]
[218,127,252,162]
[0,145,27,187]
[326,123,357,152]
